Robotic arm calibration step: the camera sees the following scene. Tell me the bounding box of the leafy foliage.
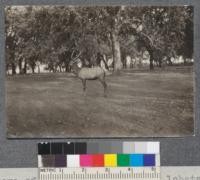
[5,6,193,74]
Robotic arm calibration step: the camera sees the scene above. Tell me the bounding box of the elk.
[69,51,107,97]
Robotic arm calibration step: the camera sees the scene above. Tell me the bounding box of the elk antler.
[71,50,82,63]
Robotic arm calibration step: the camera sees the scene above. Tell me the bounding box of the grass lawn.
[6,66,194,137]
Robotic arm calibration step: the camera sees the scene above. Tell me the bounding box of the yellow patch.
[104,154,117,167]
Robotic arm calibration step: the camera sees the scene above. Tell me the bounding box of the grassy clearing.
[6,66,194,137]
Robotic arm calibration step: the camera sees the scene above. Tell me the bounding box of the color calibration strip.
[38,142,160,168]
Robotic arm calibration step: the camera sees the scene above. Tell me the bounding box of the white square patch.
[67,155,80,167]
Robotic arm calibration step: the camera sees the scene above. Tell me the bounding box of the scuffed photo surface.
[5,6,194,137]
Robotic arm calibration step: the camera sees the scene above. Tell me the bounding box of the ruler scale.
[2,167,200,180]
[39,167,160,180]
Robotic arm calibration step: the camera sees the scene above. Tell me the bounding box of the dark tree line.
[5,6,193,75]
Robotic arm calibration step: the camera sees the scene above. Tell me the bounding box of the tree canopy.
[5,6,193,74]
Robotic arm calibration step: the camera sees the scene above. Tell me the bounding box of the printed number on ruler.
[39,167,160,180]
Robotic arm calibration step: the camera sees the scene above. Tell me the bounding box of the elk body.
[70,61,107,96]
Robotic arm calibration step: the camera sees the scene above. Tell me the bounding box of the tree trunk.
[6,64,9,75]
[149,51,154,70]
[23,61,27,74]
[158,60,162,67]
[138,57,142,69]
[32,66,35,73]
[130,58,133,68]
[37,65,40,73]
[59,65,62,72]
[121,52,126,69]
[18,58,23,74]
[111,29,122,72]
[11,62,16,75]
[65,62,69,72]
[167,57,173,66]
[30,62,35,73]
[183,58,187,65]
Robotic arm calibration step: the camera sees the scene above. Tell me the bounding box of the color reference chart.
[38,141,160,180]
[38,141,160,168]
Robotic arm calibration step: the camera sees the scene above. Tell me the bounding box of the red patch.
[92,154,104,167]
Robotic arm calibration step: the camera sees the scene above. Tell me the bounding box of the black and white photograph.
[5,6,194,138]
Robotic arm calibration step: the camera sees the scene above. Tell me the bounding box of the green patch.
[117,154,130,166]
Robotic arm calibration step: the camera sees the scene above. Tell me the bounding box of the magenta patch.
[80,155,93,167]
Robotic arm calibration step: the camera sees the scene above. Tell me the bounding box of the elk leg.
[82,79,86,92]
[104,81,107,96]
[98,78,107,97]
